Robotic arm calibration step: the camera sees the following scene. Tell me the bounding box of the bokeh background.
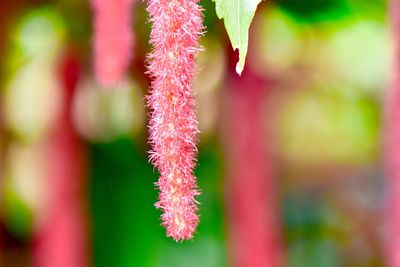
[0,0,391,266]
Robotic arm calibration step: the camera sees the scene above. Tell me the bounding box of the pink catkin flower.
[385,1,400,266]
[34,52,89,267]
[222,70,284,267]
[91,0,134,86]
[146,0,204,241]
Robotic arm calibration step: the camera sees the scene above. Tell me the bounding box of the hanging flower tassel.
[385,1,400,266]
[222,70,284,267]
[91,0,134,86]
[34,52,89,267]
[146,0,204,241]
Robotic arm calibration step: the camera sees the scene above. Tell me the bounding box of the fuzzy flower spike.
[146,0,204,241]
[91,0,134,86]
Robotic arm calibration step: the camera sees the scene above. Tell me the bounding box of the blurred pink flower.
[146,0,204,241]
[222,70,284,267]
[34,52,89,267]
[91,0,134,86]
[385,1,400,266]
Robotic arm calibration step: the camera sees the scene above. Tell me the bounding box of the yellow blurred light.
[3,8,65,143]
[274,85,379,168]
[325,19,390,91]
[4,58,63,142]
[194,37,226,137]
[5,142,49,222]
[73,77,145,142]
[249,6,303,76]
[11,8,65,61]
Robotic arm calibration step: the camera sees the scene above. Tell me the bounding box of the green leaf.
[212,0,263,75]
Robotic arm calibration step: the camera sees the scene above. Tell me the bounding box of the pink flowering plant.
[91,0,134,86]
[92,0,263,240]
[146,0,204,241]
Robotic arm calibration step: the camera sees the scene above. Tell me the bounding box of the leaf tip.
[235,61,244,76]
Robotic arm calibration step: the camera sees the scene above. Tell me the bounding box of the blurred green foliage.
[90,139,226,267]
